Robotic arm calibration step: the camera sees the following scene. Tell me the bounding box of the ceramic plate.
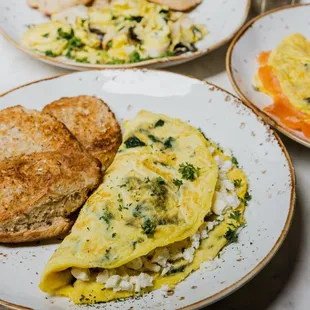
[0,0,250,70]
[0,70,294,310]
[227,3,310,148]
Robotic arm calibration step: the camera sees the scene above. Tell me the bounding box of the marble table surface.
[1,22,309,310]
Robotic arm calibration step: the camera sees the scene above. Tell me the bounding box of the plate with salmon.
[227,3,310,148]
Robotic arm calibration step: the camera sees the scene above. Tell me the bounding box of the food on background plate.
[22,0,207,65]
[27,0,93,16]
[43,95,122,171]
[0,106,101,243]
[255,33,310,138]
[40,110,250,304]
[148,0,201,11]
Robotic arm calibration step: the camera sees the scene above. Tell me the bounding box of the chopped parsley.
[124,136,146,148]
[107,40,113,48]
[129,51,141,63]
[148,134,161,143]
[42,33,49,38]
[164,137,175,149]
[167,265,186,275]
[100,210,114,226]
[132,237,144,249]
[125,16,143,22]
[132,205,143,218]
[141,218,156,237]
[112,233,117,238]
[231,156,239,167]
[198,128,209,141]
[107,59,125,65]
[244,191,252,202]
[76,57,89,63]
[156,177,165,185]
[233,179,242,188]
[179,162,200,180]
[173,178,183,190]
[229,210,241,222]
[161,51,174,57]
[104,247,111,259]
[44,50,57,57]
[155,119,165,127]
[57,27,73,40]
[117,193,127,211]
[224,227,238,243]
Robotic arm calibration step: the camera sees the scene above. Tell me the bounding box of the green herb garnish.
[198,128,209,141]
[233,179,242,188]
[44,50,57,57]
[141,218,156,237]
[112,233,117,238]
[76,57,89,63]
[42,33,49,38]
[125,16,143,22]
[179,162,200,180]
[57,27,73,40]
[161,51,174,57]
[129,51,141,63]
[229,210,241,222]
[164,137,175,149]
[100,210,114,226]
[167,265,186,275]
[231,156,239,167]
[148,134,161,143]
[224,227,238,243]
[104,247,111,259]
[124,136,146,148]
[107,40,113,48]
[132,237,144,249]
[155,119,165,127]
[132,205,143,218]
[156,177,165,185]
[173,179,183,190]
[244,191,252,202]
[304,97,310,104]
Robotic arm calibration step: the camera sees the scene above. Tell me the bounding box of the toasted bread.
[0,151,101,243]
[27,0,93,15]
[0,105,86,160]
[0,106,101,243]
[147,0,201,11]
[43,96,122,171]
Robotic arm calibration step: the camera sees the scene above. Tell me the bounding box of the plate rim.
[0,69,295,310]
[226,3,310,149]
[0,0,251,70]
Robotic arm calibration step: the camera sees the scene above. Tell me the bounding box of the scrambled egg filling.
[68,142,249,302]
[22,0,207,64]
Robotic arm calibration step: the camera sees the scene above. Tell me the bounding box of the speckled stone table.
[1,26,309,310]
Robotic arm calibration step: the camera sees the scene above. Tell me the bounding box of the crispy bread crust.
[43,96,122,171]
[0,105,86,161]
[0,106,102,243]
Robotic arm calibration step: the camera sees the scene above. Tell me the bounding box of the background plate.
[0,0,250,70]
[0,70,294,310]
[227,3,310,148]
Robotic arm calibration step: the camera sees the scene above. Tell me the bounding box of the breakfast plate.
[0,69,294,309]
[0,0,250,70]
[227,3,310,148]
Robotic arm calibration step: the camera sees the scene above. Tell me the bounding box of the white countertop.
[1,31,309,310]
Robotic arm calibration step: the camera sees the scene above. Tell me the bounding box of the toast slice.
[0,151,101,243]
[27,0,93,15]
[43,96,122,171]
[0,105,87,160]
[0,106,101,243]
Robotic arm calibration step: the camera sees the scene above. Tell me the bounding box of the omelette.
[255,33,310,138]
[22,0,207,64]
[40,111,249,304]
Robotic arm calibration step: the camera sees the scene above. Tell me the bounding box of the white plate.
[0,70,294,310]
[227,3,310,148]
[0,0,250,70]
